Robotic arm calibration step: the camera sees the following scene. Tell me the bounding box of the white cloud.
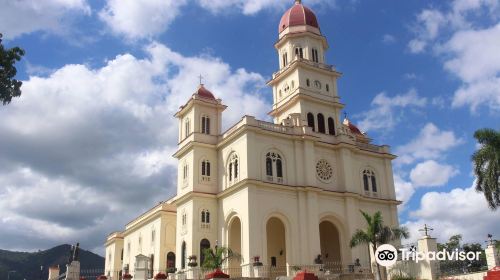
[0,0,91,39]
[99,0,188,40]
[357,89,427,132]
[394,174,415,209]
[0,42,270,252]
[408,1,500,111]
[98,0,340,40]
[395,123,463,165]
[403,183,500,244]
[409,160,459,187]
[196,0,337,15]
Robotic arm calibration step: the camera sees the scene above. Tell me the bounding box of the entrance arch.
[166,252,175,272]
[319,221,341,268]
[266,217,287,267]
[200,239,210,266]
[228,217,242,275]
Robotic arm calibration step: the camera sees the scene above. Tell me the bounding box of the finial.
[295,0,301,4]
[419,224,433,237]
[344,111,348,119]
[198,74,204,86]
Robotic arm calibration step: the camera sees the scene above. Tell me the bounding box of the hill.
[0,244,104,280]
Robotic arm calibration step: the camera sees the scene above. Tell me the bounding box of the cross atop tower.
[198,74,204,85]
[419,224,433,237]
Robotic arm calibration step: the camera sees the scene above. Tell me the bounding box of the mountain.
[0,244,104,280]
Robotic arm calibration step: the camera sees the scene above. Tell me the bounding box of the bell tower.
[268,0,344,135]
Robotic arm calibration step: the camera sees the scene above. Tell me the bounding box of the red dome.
[279,0,319,34]
[196,85,215,100]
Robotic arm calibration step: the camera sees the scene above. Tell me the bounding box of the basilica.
[105,0,400,278]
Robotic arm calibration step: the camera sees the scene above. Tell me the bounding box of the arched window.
[201,160,211,177]
[181,242,186,269]
[312,48,319,62]
[228,153,239,185]
[201,116,210,134]
[307,113,315,131]
[185,118,191,138]
[282,52,288,67]
[200,239,211,266]
[201,210,210,225]
[317,113,326,133]
[328,117,335,135]
[363,170,377,193]
[265,152,284,183]
[306,79,310,87]
[326,84,330,92]
[183,164,189,180]
[295,47,303,59]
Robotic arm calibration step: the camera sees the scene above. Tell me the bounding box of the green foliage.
[389,272,416,280]
[349,210,409,249]
[438,235,488,275]
[472,128,500,210]
[0,33,25,105]
[200,246,240,271]
[349,210,409,280]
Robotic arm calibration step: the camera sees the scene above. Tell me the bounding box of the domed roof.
[343,117,364,135]
[196,84,215,100]
[279,0,319,34]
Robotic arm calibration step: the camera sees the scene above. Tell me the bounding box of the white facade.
[105,1,400,278]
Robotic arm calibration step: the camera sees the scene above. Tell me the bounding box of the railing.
[355,142,381,153]
[257,121,292,134]
[272,58,336,78]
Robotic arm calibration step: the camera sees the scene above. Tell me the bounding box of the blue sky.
[0,0,499,253]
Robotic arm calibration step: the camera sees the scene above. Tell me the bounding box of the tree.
[201,246,240,271]
[350,210,409,280]
[0,33,25,105]
[472,128,500,210]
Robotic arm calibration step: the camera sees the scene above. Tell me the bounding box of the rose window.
[316,159,333,182]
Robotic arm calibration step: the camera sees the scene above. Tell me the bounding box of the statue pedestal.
[65,261,80,280]
[486,245,500,270]
[417,236,439,280]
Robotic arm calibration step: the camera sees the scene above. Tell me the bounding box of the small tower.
[268,0,344,135]
[173,84,226,270]
[174,84,226,196]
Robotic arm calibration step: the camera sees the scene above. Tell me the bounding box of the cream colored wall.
[122,212,176,275]
[105,239,123,278]
[277,35,326,67]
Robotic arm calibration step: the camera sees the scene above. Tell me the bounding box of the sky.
[0,0,499,254]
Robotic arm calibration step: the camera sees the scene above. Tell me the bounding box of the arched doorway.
[200,239,211,266]
[266,217,287,267]
[319,221,342,272]
[228,217,242,275]
[166,252,175,272]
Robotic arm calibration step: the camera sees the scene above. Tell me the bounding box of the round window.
[316,159,333,182]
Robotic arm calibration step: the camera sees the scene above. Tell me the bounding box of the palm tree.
[201,246,240,272]
[349,210,409,280]
[472,128,500,210]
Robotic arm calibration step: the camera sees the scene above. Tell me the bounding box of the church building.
[105,0,400,278]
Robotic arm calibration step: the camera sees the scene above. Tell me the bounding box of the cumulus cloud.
[0,42,270,252]
[403,183,500,244]
[0,0,91,39]
[98,0,340,40]
[394,174,415,209]
[409,160,459,187]
[357,88,427,133]
[395,123,463,165]
[408,0,500,112]
[99,0,188,40]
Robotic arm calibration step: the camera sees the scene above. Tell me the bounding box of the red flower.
[122,273,133,279]
[205,269,229,279]
[154,272,168,279]
[97,276,108,280]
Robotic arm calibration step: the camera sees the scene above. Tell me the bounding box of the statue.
[73,243,80,262]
